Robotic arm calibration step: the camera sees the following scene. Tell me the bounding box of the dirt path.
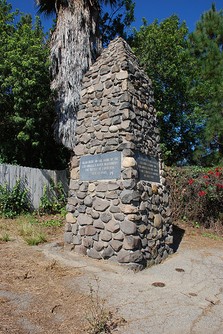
[1,218,223,334]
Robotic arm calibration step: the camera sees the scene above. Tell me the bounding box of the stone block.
[84,196,93,207]
[65,222,72,232]
[120,204,138,214]
[88,248,102,260]
[110,239,122,252]
[120,220,137,235]
[123,236,141,250]
[75,245,87,255]
[106,220,120,233]
[93,198,110,211]
[113,230,124,241]
[77,214,93,226]
[64,232,73,244]
[154,214,162,228]
[122,157,136,169]
[82,237,94,248]
[94,241,105,252]
[101,246,114,259]
[100,230,112,242]
[73,235,82,245]
[113,213,125,221]
[101,212,112,223]
[93,219,104,229]
[66,213,76,224]
[72,223,78,235]
[85,226,97,236]
[120,189,140,204]
[117,249,143,263]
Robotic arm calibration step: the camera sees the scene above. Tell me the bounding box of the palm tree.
[35,0,118,149]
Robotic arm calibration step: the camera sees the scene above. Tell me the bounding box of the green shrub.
[39,180,67,215]
[166,166,223,228]
[0,180,30,218]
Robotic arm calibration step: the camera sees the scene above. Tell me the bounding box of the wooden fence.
[0,164,68,209]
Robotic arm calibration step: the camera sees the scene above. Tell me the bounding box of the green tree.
[100,0,135,46]
[189,4,223,165]
[35,0,135,149]
[132,16,197,165]
[0,0,68,169]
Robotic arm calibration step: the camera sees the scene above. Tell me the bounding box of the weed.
[39,181,67,215]
[202,232,223,241]
[86,278,122,334]
[42,218,62,227]
[25,233,47,245]
[192,221,200,229]
[0,180,30,218]
[0,232,10,242]
[19,221,47,245]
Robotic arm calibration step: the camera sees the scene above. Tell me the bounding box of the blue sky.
[9,0,223,33]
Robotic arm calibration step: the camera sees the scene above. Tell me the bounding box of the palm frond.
[35,0,56,16]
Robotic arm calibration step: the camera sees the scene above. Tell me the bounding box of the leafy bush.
[39,180,67,215]
[0,180,30,218]
[166,166,223,229]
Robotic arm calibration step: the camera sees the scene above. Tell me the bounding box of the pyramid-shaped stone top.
[74,37,160,159]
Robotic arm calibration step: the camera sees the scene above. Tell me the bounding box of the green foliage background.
[0,0,69,169]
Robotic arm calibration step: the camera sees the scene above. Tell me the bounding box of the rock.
[123,236,141,250]
[88,183,96,192]
[120,204,138,214]
[113,213,125,221]
[70,168,79,179]
[88,248,101,260]
[109,125,119,132]
[75,245,87,255]
[90,210,100,219]
[84,196,93,206]
[116,71,128,80]
[100,230,112,242]
[93,198,110,211]
[108,183,120,191]
[110,206,121,213]
[117,250,143,263]
[106,220,120,233]
[110,239,123,252]
[64,232,73,244]
[74,144,86,156]
[96,183,108,192]
[71,224,78,235]
[154,214,162,228]
[165,235,173,244]
[85,226,97,236]
[122,157,136,168]
[113,231,124,241]
[64,222,72,232]
[73,235,82,245]
[77,214,93,226]
[101,246,114,259]
[94,241,105,252]
[93,219,104,229]
[101,212,112,223]
[82,237,94,248]
[138,224,147,234]
[120,220,137,235]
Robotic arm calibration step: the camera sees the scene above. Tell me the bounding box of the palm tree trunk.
[51,0,101,149]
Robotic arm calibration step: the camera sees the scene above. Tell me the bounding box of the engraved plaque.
[135,153,160,183]
[80,151,121,181]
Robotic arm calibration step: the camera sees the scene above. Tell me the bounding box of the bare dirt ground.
[0,216,223,334]
[0,216,93,334]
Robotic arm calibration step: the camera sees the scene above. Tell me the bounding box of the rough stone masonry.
[65,37,173,270]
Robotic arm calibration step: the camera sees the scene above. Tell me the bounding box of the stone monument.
[65,37,173,270]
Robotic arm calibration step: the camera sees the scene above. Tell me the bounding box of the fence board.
[0,164,68,209]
